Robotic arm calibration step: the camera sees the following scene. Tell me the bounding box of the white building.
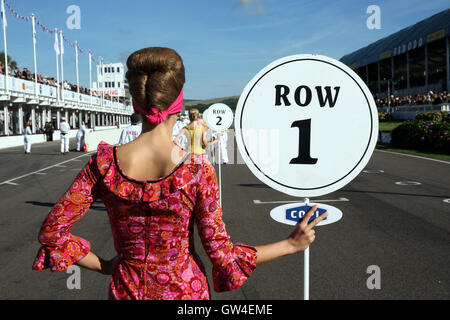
[93,62,126,98]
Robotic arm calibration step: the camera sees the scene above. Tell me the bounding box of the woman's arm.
[255,205,327,265]
[174,128,187,148]
[202,130,220,148]
[76,252,119,275]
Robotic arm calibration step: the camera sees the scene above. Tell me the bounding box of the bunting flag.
[3,1,99,61]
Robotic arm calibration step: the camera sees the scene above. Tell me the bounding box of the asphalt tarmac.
[0,137,449,300]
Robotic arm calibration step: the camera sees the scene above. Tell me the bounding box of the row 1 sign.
[234,54,379,198]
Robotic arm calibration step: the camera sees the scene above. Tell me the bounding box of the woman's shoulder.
[90,141,115,176]
[96,141,114,158]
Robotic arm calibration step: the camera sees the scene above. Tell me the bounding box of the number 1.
[290,119,318,165]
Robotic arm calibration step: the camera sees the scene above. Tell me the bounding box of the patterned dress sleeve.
[194,161,258,292]
[32,152,101,272]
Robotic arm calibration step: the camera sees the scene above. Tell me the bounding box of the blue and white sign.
[270,202,342,226]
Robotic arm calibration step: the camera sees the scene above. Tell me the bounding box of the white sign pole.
[218,132,222,207]
[303,197,310,300]
[203,103,233,209]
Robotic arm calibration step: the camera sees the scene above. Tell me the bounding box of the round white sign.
[204,103,234,132]
[234,54,378,197]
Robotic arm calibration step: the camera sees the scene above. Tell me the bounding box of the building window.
[409,46,425,87]
[394,53,407,90]
[117,67,120,73]
[118,82,120,88]
[379,58,392,93]
[428,38,446,88]
[368,62,378,94]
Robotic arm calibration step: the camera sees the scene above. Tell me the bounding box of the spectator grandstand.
[340,9,449,100]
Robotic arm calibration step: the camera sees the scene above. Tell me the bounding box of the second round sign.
[204,103,234,132]
[234,54,378,197]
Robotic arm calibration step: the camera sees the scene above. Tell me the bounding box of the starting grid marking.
[253,198,350,205]
[0,152,94,187]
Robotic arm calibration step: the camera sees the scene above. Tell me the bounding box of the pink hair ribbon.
[132,89,183,125]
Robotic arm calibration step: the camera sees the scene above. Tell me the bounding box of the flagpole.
[31,13,38,97]
[59,30,64,102]
[75,41,79,103]
[1,0,9,94]
[100,56,104,109]
[54,28,60,102]
[88,52,92,106]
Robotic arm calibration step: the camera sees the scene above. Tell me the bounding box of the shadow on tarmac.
[236,183,270,188]
[341,189,449,199]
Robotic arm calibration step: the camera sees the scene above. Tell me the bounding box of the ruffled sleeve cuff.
[32,236,91,272]
[212,243,258,292]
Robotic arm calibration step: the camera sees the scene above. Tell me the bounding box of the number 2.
[290,119,318,165]
[216,116,222,126]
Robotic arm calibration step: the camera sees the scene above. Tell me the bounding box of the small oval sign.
[270,202,342,226]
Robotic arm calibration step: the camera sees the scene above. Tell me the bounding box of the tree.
[0,51,18,69]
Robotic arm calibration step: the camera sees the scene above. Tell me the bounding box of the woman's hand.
[287,205,328,254]
[99,256,120,275]
[255,205,328,265]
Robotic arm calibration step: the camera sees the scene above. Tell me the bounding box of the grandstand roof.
[340,9,450,69]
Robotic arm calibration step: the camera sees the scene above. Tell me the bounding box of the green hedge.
[378,112,392,122]
[415,110,450,122]
[391,112,450,154]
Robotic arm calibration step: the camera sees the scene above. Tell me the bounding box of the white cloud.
[234,0,267,16]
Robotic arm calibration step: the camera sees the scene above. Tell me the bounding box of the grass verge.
[378,121,404,132]
[376,144,450,162]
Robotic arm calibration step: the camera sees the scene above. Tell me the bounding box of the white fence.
[378,103,450,120]
[0,75,131,112]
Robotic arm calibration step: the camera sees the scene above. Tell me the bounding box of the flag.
[1,0,7,28]
[59,31,64,55]
[54,30,59,55]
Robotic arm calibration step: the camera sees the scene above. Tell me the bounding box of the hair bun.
[126,47,185,111]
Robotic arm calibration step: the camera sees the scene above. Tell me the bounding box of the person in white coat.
[212,130,228,164]
[24,122,32,154]
[59,117,71,155]
[118,113,142,145]
[76,123,88,151]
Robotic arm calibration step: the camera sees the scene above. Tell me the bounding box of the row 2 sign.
[234,54,379,198]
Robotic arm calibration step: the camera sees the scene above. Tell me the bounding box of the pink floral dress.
[32,141,257,300]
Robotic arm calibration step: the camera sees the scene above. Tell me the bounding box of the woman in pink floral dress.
[32,47,327,300]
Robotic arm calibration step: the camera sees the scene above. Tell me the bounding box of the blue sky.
[2,0,449,99]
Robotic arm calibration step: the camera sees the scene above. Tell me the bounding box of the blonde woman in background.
[174,108,220,160]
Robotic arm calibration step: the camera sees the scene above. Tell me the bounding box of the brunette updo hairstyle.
[126,47,185,113]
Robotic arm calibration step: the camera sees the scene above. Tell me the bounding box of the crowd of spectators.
[0,61,129,104]
[375,91,449,108]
